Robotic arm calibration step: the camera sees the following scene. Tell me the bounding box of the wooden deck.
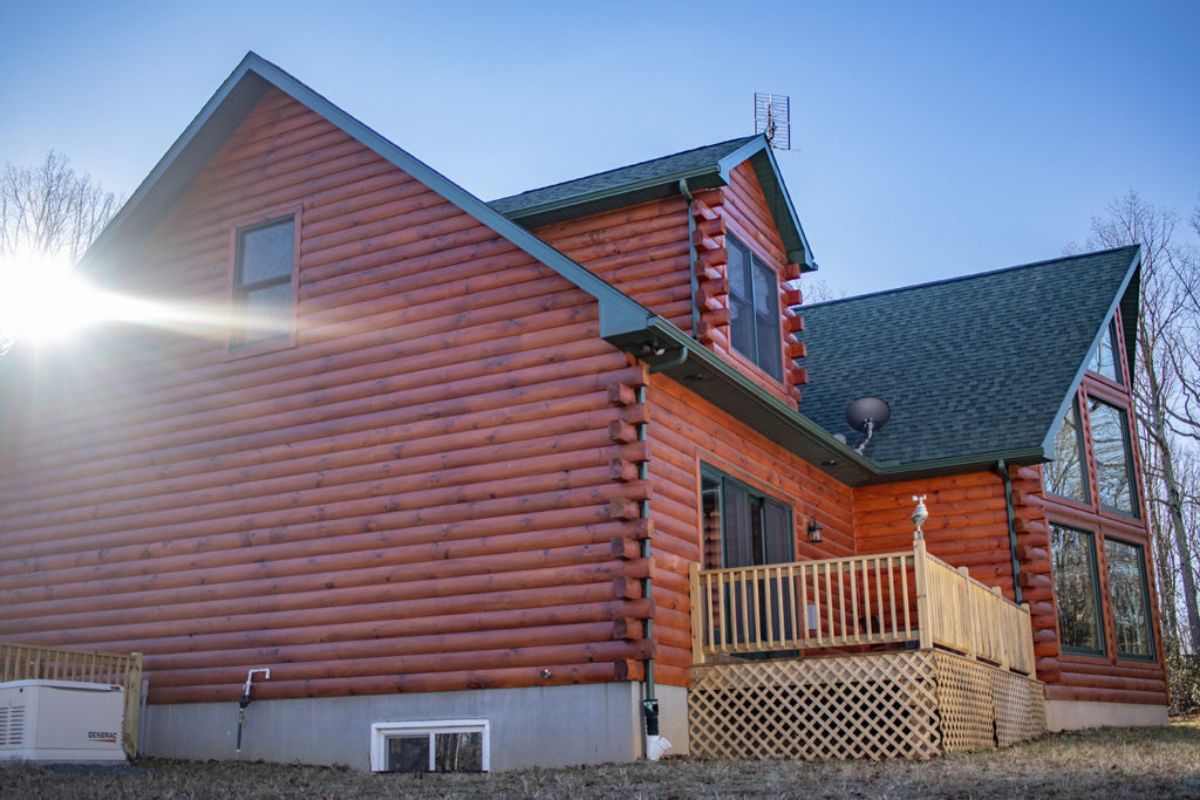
[686,542,1045,760]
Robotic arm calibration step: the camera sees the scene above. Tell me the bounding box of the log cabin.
[0,53,1166,770]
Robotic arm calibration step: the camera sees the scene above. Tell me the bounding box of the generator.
[0,680,127,762]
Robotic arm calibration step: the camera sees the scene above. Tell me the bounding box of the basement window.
[370,720,489,773]
[231,215,297,350]
[726,235,783,381]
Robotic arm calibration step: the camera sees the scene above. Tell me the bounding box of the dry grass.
[3,722,1199,799]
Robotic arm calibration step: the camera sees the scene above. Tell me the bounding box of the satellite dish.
[845,396,891,433]
[844,396,891,454]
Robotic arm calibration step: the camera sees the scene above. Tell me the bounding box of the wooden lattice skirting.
[688,649,1045,761]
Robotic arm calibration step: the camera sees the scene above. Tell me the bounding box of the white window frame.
[370,719,490,773]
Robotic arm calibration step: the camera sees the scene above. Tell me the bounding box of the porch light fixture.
[807,518,823,543]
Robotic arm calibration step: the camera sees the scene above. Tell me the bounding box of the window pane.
[1051,525,1103,653]
[1089,399,1137,515]
[727,239,755,360]
[239,219,295,285]
[1089,321,1122,384]
[1105,539,1154,658]
[386,735,430,772]
[761,500,792,564]
[722,480,753,568]
[751,258,782,379]
[434,732,483,772]
[237,282,292,345]
[1043,401,1089,503]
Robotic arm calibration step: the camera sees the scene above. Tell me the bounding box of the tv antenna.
[754,93,791,150]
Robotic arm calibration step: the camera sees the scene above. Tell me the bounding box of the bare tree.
[0,151,119,264]
[1086,191,1200,657]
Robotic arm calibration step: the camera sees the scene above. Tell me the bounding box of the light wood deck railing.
[1,641,144,757]
[689,540,1035,675]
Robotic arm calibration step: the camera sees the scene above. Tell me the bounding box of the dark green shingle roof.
[489,136,757,217]
[796,246,1141,470]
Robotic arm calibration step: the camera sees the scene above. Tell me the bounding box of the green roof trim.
[796,246,1143,475]
[490,135,818,271]
[80,52,655,341]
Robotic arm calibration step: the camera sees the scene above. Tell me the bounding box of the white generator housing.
[0,680,127,762]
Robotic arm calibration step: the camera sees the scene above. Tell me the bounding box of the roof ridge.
[801,245,1140,310]
[489,135,757,204]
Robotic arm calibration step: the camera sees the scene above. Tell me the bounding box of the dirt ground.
[3,721,1198,799]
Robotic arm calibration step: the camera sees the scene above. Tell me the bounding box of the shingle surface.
[796,246,1140,468]
[489,137,756,216]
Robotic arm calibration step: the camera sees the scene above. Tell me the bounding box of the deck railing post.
[913,540,932,650]
[689,562,705,665]
[956,566,977,660]
[1020,601,1034,675]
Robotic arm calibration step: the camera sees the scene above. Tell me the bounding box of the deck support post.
[913,539,932,650]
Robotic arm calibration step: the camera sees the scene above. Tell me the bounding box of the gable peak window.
[1088,397,1138,517]
[726,235,783,380]
[232,215,296,349]
[1043,398,1089,504]
[1088,318,1123,384]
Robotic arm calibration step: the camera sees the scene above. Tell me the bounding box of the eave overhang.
[607,314,1071,487]
[503,136,818,272]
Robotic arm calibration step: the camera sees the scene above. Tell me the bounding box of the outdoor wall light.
[807,518,823,543]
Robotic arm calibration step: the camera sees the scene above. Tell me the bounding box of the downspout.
[635,382,669,760]
[679,178,700,339]
[996,459,1024,604]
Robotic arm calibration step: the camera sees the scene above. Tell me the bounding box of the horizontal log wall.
[852,464,1169,706]
[0,88,652,704]
[531,196,694,336]
[645,375,855,686]
[705,161,806,405]
[1031,359,1168,706]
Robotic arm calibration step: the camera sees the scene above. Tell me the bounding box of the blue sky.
[2,1,1196,295]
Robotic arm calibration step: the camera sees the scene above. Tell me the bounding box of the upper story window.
[1043,399,1089,504]
[727,235,783,381]
[232,215,296,350]
[1050,524,1105,656]
[1088,318,1123,384]
[1088,398,1138,517]
[1104,538,1155,659]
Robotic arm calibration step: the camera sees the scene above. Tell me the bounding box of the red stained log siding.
[644,375,855,686]
[0,88,653,704]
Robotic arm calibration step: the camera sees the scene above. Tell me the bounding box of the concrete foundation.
[1044,699,1169,731]
[143,681,687,771]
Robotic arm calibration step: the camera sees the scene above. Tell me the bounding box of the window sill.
[224,334,297,361]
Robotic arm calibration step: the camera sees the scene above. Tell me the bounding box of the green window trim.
[726,234,784,381]
[1087,397,1140,519]
[1050,523,1107,657]
[1104,537,1157,661]
[1088,318,1124,385]
[1044,398,1090,505]
[700,464,795,568]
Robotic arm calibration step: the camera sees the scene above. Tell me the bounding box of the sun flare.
[0,248,236,346]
